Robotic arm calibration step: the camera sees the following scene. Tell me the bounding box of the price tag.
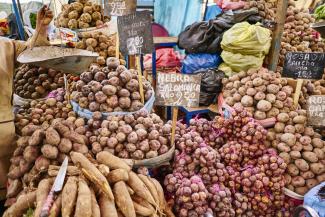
[117,11,154,55]
[105,0,136,16]
[307,95,325,127]
[282,52,325,80]
[155,73,201,108]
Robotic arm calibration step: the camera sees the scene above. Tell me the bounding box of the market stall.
[1,0,325,216]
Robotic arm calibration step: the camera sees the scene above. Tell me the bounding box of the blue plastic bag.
[304,182,325,217]
[204,4,222,21]
[181,53,222,74]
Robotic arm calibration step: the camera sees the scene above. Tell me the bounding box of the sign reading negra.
[117,11,153,55]
[283,52,325,79]
[156,73,201,107]
[307,95,325,126]
[106,0,136,16]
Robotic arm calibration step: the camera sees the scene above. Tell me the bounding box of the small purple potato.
[58,138,73,153]
[106,57,120,69]
[126,79,139,92]
[107,137,118,149]
[149,140,161,151]
[106,95,119,108]
[119,70,132,83]
[95,91,107,103]
[89,81,102,93]
[126,143,137,152]
[118,89,130,97]
[116,132,126,142]
[131,150,144,160]
[148,130,159,140]
[80,71,93,83]
[89,102,100,112]
[92,142,102,154]
[146,150,158,159]
[119,97,131,109]
[102,85,117,96]
[94,71,106,82]
[131,92,141,100]
[136,129,147,140]
[73,143,89,154]
[127,132,138,143]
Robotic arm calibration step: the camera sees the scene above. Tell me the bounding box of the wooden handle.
[171,107,178,146]
[39,190,56,217]
[136,56,145,104]
[294,79,303,108]
[115,33,119,59]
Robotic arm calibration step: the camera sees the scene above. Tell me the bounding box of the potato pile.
[76,32,119,66]
[86,110,172,160]
[244,0,277,21]
[14,90,76,134]
[222,67,295,120]
[4,151,174,217]
[14,64,67,99]
[71,58,153,112]
[279,0,324,66]
[164,104,290,216]
[266,110,325,195]
[7,117,88,195]
[55,0,109,29]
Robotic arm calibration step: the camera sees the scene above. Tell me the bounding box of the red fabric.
[144,48,183,69]
[215,0,247,10]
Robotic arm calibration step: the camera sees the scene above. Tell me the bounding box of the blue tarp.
[154,0,202,36]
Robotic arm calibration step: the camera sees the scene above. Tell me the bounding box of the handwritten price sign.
[155,73,201,107]
[117,11,153,55]
[283,52,325,80]
[106,0,136,16]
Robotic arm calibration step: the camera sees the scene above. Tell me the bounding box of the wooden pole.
[268,0,288,71]
[115,32,119,59]
[136,55,145,104]
[171,107,178,146]
[294,79,303,108]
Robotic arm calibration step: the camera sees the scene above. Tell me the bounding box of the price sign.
[155,73,201,107]
[105,0,136,16]
[307,95,325,126]
[282,52,325,79]
[117,11,154,55]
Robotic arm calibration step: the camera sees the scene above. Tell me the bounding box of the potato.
[306,179,318,189]
[295,159,309,172]
[274,122,285,133]
[287,164,299,176]
[313,148,324,160]
[277,113,289,123]
[41,144,59,159]
[256,100,272,112]
[317,173,325,182]
[302,152,318,163]
[28,129,44,146]
[45,127,61,146]
[312,138,324,148]
[240,95,253,107]
[291,176,305,187]
[310,163,325,175]
[295,186,308,195]
[290,151,301,159]
[293,115,306,124]
[279,152,290,164]
[280,133,296,146]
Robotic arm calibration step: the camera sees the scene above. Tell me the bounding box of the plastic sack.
[216,0,247,11]
[182,53,222,74]
[220,51,263,73]
[221,22,271,56]
[71,92,155,119]
[13,94,46,107]
[178,8,261,54]
[303,182,325,217]
[144,48,182,69]
[194,68,225,106]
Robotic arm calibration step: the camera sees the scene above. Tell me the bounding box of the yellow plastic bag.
[221,22,271,56]
[220,51,264,73]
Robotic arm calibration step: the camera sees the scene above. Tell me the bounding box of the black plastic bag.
[178,8,261,54]
[194,68,225,106]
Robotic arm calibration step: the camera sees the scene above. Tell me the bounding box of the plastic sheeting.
[154,0,202,36]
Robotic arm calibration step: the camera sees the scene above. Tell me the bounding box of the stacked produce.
[55,0,109,29]
[222,67,295,120]
[14,65,68,99]
[76,31,120,66]
[244,0,277,21]
[4,151,174,217]
[14,89,76,134]
[266,110,325,195]
[165,104,289,216]
[7,116,87,196]
[85,110,172,159]
[71,58,153,113]
[279,0,324,66]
